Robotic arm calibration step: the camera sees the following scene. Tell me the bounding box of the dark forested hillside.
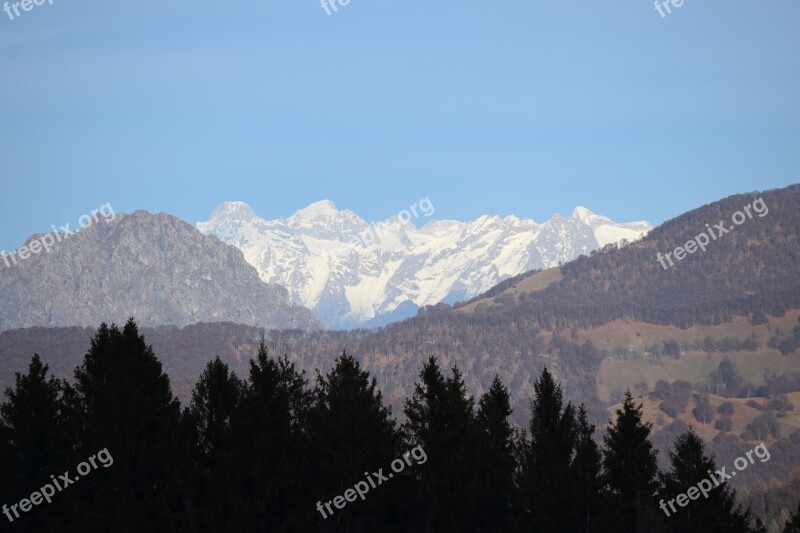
[0,317,602,428]
[452,184,800,330]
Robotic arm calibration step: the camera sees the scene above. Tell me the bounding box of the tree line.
[1,319,799,532]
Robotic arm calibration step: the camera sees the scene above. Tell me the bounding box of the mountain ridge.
[197,200,652,328]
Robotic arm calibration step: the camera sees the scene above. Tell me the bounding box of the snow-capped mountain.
[197,201,652,329]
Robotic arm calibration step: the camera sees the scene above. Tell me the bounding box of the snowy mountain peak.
[572,205,595,220]
[571,206,610,226]
[289,200,340,221]
[210,201,258,223]
[197,201,652,329]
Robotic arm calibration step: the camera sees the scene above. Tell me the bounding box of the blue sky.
[0,1,798,251]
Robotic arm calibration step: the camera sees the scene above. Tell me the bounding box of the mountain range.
[197,200,652,328]
[3,184,797,430]
[1,184,799,530]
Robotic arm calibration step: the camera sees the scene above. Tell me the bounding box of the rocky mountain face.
[0,211,322,332]
[197,200,651,328]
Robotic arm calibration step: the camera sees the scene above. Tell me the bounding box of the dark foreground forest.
[1,320,799,533]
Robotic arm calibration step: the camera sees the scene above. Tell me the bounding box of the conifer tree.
[233,341,314,531]
[474,375,517,530]
[519,367,577,532]
[70,320,189,531]
[189,356,244,532]
[404,356,447,450]
[570,404,604,533]
[191,357,242,459]
[442,366,481,526]
[310,352,404,531]
[660,428,751,532]
[603,390,662,533]
[0,354,72,530]
[403,357,480,530]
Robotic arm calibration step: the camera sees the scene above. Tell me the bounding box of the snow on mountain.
[197,201,651,329]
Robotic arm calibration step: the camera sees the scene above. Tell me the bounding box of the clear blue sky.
[1,1,798,251]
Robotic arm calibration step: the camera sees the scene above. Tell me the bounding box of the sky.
[0,1,798,251]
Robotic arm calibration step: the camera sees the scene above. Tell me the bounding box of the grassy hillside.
[608,391,800,445]
[591,311,800,402]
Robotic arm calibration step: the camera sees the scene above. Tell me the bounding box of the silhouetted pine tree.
[310,352,405,532]
[474,375,518,530]
[233,341,314,531]
[403,357,481,531]
[660,428,751,532]
[603,390,663,533]
[0,354,73,531]
[570,404,604,533]
[518,367,577,532]
[70,320,190,532]
[189,357,245,532]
